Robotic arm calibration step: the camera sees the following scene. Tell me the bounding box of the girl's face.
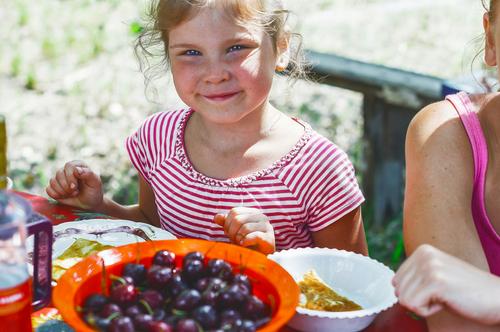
[168,8,282,124]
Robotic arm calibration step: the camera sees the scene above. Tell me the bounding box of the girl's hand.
[45,160,104,211]
[213,207,276,255]
[393,244,500,325]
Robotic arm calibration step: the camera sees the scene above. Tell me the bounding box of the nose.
[203,59,230,84]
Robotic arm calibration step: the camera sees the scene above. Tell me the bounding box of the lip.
[202,91,241,102]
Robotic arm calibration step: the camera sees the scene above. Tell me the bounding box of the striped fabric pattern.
[126,109,364,250]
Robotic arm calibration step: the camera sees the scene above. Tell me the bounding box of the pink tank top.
[446,92,500,276]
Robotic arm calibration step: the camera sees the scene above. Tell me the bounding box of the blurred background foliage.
[1,0,484,269]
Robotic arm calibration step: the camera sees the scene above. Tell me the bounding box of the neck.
[478,93,500,162]
[188,103,282,155]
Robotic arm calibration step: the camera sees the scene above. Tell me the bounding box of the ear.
[484,12,497,66]
[275,32,291,71]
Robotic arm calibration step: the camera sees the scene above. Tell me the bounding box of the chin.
[198,108,250,124]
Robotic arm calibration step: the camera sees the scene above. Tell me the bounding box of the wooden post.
[305,51,444,225]
[362,95,418,226]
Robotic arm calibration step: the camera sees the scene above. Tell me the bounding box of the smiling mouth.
[203,91,240,102]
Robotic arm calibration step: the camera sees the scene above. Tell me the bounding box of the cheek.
[171,64,197,95]
[238,56,275,89]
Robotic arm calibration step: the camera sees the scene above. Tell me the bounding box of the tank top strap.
[445,92,500,276]
[445,92,488,185]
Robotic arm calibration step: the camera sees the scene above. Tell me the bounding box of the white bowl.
[268,248,397,332]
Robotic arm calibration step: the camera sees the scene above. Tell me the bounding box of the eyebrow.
[169,43,199,49]
[169,37,257,49]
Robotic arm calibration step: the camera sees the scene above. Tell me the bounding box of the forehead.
[169,7,264,43]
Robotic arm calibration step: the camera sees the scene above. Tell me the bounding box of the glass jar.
[0,191,33,331]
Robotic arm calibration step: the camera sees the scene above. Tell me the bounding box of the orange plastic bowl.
[53,239,299,331]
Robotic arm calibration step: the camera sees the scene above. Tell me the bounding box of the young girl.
[46,0,367,256]
[394,0,500,330]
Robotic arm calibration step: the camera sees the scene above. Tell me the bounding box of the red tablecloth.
[21,191,427,332]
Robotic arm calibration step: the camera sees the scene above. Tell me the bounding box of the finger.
[65,160,89,169]
[393,254,415,287]
[213,213,227,227]
[226,210,266,238]
[397,272,432,314]
[226,214,246,241]
[46,185,63,199]
[417,302,444,317]
[234,222,261,244]
[240,232,275,254]
[55,169,75,195]
[48,177,70,198]
[63,164,81,192]
[74,166,101,188]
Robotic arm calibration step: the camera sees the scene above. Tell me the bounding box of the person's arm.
[311,206,367,255]
[403,101,495,331]
[47,160,160,226]
[96,174,160,227]
[393,244,500,326]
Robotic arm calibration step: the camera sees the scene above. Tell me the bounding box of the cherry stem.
[139,299,154,315]
[110,275,128,285]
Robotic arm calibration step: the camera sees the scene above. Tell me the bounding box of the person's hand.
[393,244,500,325]
[213,207,275,255]
[45,160,104,211]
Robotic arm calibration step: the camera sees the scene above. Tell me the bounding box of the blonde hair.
[135,0,308,91]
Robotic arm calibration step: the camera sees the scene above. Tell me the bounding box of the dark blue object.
[35,320,75,332]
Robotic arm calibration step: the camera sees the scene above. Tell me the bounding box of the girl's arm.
[96,174,160,227]
[47,160,160,227]
[311,206,368,255]
[403,101,495,331]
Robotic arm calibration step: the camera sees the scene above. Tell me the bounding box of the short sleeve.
[126,122,153,184]
[125,110,186,184]
[307,150,365,232]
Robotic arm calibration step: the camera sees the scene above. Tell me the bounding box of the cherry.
[191,304,218,329]
[83,293,108,313]
[176,318,200,332]
[109,316,134,332]
[147,265,173,289]
[207,259,233,281]
[152,250,176,268]
[110,284,137,307]
[122,263,147,285]
[147,321,174,332]
[174,289,202,311]
[139,289,164,309]
[99,303,122,318]
[182,251,204,266]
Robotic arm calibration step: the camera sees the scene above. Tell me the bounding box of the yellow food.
[52,238,113,280]
[298,270,362,312]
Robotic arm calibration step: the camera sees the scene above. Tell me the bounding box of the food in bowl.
[81,248,272,331]
[298,270,362,312]
[53,239,299,332]
[27,219,176,281]
[268,247,397,332]
[52,239,113,280]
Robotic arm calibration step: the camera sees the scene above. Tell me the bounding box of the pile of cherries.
[81,250,271,332]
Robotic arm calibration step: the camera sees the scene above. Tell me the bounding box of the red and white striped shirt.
[126,109,364,250]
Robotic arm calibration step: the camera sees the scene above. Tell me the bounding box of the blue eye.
[183,50,201,56]
[227,45,246,53]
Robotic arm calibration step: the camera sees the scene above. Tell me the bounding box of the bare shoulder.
[404,99,484,266]
[405,99,473,181]
[407,100,467,149]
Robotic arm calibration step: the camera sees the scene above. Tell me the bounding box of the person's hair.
[483,0,497,21]
[134,0,308,93]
